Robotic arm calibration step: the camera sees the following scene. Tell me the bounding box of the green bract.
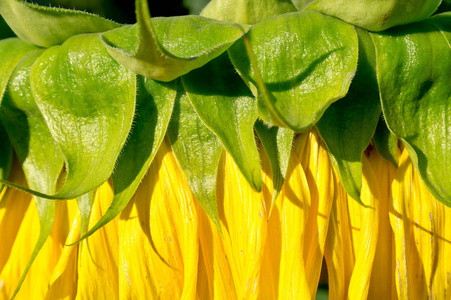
[101,0,251,81]
[182,53,262,192]
[305,0,441,31]
[228,11,359,131]
[0,0,450,296]
[200,0,297,24]
[372,12,451,206]
[0,0,120,47]
[31,33,136,199]
[168,86,223,230]
[316,29,380,203]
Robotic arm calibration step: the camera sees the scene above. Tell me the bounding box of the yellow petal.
[367,148,397,299]
[302,130,334,296]
[76,180,119,300]
[324,179,352,300]
[0,191,39,300]
[390,148,451,299]
[259,148,280,300]
[325,154,380,299]
[198,148,269,299]
[196,201,236,300]
[0,163,32,276]
[117,139,199,299]
[46,206,81,300]
[0,162,78,300]
[196,242,210,300]
[274,137,311,300]
[260,130,333,299]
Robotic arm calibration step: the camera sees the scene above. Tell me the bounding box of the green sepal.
[168,84,223,231]
[0,51,63,299]
[1,50,65,194]
[228,11,358,132]
[373,115,398,168]
[77,191,94,234]
[0,38,39,104]
[182,53,262,192]
[255,120,294,211]
[0,0,120,47]
[100,0,250,82]
[316,28,380,203]
[72,76,177,244]
[30,33,136,199]
[200,0,296,24]
[372,13,451,206]
[305,0,441,31]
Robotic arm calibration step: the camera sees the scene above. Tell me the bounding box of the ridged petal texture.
[0,162,79,300]
[76,180,119,299]
[324,150,380,299]
[117,139,199,299]
[367,148,398,299]
[259,130,335,299]
[196,130,334,299]
[390,148,451,299]
[196,146,268,300]
[2,134,451,299]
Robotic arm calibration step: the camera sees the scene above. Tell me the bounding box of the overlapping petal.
[0,163,78,300]
[325,152,380,299]
[367,148,397,299]
[2,133,451,300]
[76,181,119,299]
[117,139,199,299]
[390,148,451,299]
[197,147,269,300]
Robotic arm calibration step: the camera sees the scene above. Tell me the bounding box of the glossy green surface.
[316,29,380,202]
[101,0,249,81]
[373,13,451,206]
[0,0,119,47]
[1,50,64,299]
[229,11,358,132]
[255,120,293,204]
[31,33,136,198]
[168,85,223,230]
[306,0,441,31]
[182,54,262,192]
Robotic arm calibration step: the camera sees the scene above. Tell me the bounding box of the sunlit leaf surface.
[229,11,358,131]
[373,13,451,206]
[31,33,136,198]
[0,0,120,47]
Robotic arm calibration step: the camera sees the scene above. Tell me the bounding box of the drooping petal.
[76,180,119,299]
[46,207,81,300]
[325,154,380,299]
[323,177,352,300]
[0,162,31,276]
[259,130,334,299]
[271,134,311,300]
[196,242,210,300]
[196,201,236,300]
[0,163,78,300]
[367,147,397,299]
[301,130,334,296]
[117,139,199,299]
[197,147,269,299]
[259,148,280,300]
[390,148,451,299]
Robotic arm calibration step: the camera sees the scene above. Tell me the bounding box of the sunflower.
[0,0,450,299]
